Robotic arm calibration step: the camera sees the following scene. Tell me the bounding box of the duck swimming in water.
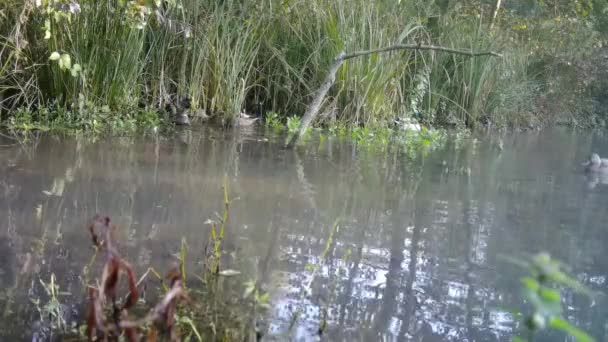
[238,112,259,127]
[583,153,608,173]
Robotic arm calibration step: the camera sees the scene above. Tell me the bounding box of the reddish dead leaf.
[124,326,140,342]
[147,268,189,340]
[86,287,106,341]
[84,216,191,342]
[85,288,96,340]
[88,215,103,247]
[121,260,139,310]
[88,215,120,253]
[154,284,183,325]
[102,256,120,301]
[165,266,181,287]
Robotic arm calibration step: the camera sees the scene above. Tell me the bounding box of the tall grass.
[194,2,261,124]
[0,0,601,129]
[426,17,503,126]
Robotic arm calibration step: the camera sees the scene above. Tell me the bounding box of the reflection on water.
[0,128,607,341]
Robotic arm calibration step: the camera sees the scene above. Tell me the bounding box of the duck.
[238,112,259,127]
[170,97,191,126]
[582,153,608,173]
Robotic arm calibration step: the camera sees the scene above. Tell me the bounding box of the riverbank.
[1,1,607,132]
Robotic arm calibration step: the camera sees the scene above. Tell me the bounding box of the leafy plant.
[507,253,595,342]
[32,274,71,334]
[243,279,271,310]
[264,111,283,130]
[286,115,301,134]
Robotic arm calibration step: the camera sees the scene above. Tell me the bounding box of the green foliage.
[508,253,595,342]
[0,0,605,130]
[264,111,283,130]
[243,279,271,310]
[31,274,73,334]
[4,103,163,135]
[205,175,231,275]
[286,115,301,134]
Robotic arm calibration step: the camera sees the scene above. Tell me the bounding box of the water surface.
[0,127,607,341]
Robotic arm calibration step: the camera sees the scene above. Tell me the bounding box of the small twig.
[135,267,166,290]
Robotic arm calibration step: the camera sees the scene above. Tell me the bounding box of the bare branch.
[340,44,502,60]
[286,43,502,147]
[490,0,503,30]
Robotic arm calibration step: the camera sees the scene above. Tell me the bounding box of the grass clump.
[5,104,164,135]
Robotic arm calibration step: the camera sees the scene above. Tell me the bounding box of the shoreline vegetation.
[1,0,607,138]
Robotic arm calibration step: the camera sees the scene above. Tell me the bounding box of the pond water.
[0,127,607,341]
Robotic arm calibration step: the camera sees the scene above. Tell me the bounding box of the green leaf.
[178,316,202,342]
[549,317,595,342]
[532,253,594,297]
[258,292,270,303]
[539,287,560,303]
[49,52,61,61]
[521,277,539,291]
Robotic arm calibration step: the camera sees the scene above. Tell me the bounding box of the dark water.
[0,127,607,341]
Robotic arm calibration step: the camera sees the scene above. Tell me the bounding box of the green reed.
[0,0,603,131]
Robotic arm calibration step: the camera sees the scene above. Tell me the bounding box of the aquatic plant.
[264,111,282,131]
[286,115,302,135]
[32,274,73,337]
[4,104,163,135]
[202,175,231,276]
[286,217,340,336]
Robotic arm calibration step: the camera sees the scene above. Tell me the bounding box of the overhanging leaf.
[549,317,595,342]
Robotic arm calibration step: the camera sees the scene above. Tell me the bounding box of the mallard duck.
[583,153,608,173]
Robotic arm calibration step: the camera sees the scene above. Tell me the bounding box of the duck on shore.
[583,153,608,173]
[170,97,191,126]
